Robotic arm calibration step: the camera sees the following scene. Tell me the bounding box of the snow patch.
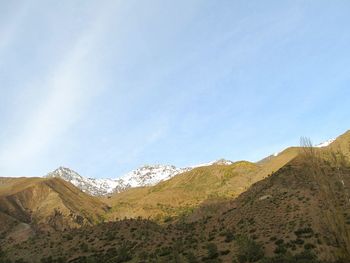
[315,138,336,148]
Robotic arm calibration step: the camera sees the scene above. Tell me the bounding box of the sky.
[1,0,350,178]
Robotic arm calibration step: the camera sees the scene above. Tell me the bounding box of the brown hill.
[0,177,109,244]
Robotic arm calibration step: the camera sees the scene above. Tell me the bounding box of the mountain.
[46,160,234,196]
[4,131,350,262]
[46,167,120,196]
[102,138,337,220]
[103,149,300,220]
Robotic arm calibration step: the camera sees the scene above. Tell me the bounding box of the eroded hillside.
[0,177,109,245]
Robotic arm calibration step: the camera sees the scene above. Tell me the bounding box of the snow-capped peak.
[46,164,191,196]
[47,167,119,196]
[46,160,234,196]
[47,167,82,181]
[117,164,191,189]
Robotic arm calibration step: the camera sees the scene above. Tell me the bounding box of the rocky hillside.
[0,176,108,243]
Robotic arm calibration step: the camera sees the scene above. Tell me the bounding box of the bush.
[260,251,318,263]
[114,244,132,263]
[236,236,264,262]
[294,228,313,238]
[224,230,235,243]
[186,251,198,263]
[206,243,219,259]
[304,243,315,250]
[274,239,284,245]
[273,245,287,255]
[80,242,89,252]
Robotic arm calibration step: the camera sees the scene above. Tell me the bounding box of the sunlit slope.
[104,148,300,219]
[191,151,350,260]
[328,130,350,156]
[8,140,350,262]
[0,177,109,232]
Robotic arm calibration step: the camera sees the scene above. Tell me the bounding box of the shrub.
[236,236,264,262]
[274,239,284,245]
[224,230,235,243]
[186,251,198,263]
[304,243,316,250]
[114,244,132,263]
[80,242,89,252]
[206,243,219,259]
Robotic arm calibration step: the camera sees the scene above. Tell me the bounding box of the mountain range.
[46,159,234,196]
[2,131,350,263]
[45,141,332,198]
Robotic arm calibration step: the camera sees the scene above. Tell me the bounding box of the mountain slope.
[103,137,337,220]
[47,165,192,196]
[5,133,350,262]
[0,177,108,237]
[46,160,234,196]
[189,148,350,261]
[46,167,119,196]
[103,152,298,220]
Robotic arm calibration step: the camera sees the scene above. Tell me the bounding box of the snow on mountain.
[46,167,119,196]
[115,165,191,191]
[315,138,336,148]
[271,138,336,157]
[190,158,234,168]
[46,160,234,196]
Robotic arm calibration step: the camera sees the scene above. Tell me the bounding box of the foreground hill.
[0,177,108,243]
[3,134,350,262]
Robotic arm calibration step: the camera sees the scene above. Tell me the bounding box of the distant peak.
[56,166,74,172]
[213,159,234,165]
[47,166,81,179]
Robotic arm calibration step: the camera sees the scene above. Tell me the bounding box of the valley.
[1,132,350,262]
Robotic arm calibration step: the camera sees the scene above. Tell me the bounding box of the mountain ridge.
[46,159,234,196]
[3,132,350,262]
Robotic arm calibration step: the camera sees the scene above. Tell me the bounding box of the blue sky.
[1,0,350,178]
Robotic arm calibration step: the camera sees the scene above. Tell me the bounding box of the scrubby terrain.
[2,132,350,263]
